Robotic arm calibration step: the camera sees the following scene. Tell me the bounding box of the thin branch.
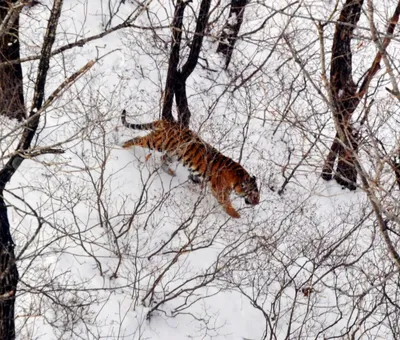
[0,0,156,68]
[356,165,400,270]
[180,0,211,79]
[0,0,64,188]
[161,0,188,122]
[0,0,25,41]
[232,2,302,92]
[365,0,400,100]
[0,59,95,145]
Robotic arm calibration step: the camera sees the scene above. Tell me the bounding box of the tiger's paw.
[167,168,176,176]
[188,173,202,184]
[161,163,176,177]
[225,206,240,219]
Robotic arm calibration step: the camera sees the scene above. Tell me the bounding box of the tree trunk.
[162,0,211,126]
[334,130,358,191]
[321,0,363,190]
[0,0,25,121]
[322,0,400,190]
[0,190,18,340]
[216,0,247,69]
[321,133,340,181]
[174,76,190,127]
[0,1,64,337]
[0,2,23,337]
[161,0,187,123]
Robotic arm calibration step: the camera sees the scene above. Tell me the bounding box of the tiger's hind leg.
[122,134,176,176]
[122,137,139,149]
[122,136,153,163]
[122,132,155,149]
[210,181,240,218]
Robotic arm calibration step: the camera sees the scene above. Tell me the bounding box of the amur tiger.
[121,110,260,218]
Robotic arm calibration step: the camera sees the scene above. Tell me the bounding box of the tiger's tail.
[121,110,156,130]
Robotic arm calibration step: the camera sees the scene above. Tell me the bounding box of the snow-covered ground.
[1,0,399,339]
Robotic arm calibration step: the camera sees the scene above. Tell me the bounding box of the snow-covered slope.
[2,0,399,339]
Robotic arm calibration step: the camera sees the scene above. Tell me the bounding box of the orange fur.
[122,117,260,218]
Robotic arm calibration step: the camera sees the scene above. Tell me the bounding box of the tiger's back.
[123,119,212,177]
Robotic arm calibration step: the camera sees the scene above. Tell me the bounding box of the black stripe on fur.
[121,110,155,130]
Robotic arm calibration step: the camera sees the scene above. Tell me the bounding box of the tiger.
[121,110,260,218]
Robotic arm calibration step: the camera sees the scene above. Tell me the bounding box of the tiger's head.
[234,174,260,206]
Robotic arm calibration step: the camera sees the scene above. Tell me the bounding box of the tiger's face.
[235,175,260,205]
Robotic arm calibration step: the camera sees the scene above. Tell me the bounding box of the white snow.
[227,13,238,26]
[0,1,397,339]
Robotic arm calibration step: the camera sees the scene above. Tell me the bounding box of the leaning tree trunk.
[216,0,247,69]
[161,0,186,123]
[0,0,25,121]
[0,188,18,340]
[0,0,64,338]
[321,0,400,190]
[0,1,23,337]
[162,0,211,126]
[321,0,363,190]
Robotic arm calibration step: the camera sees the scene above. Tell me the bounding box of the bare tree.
[216,0,248,69]
[0,0,25,121]
[0,1,66,337]
[0,1,150,337]
[1,0,400,339]
[162,0,211,126]
[321,0,400,191]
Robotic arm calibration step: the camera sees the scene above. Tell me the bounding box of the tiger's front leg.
[211,181,240,218]
[161,154,176,177]
[188,172,208,189]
